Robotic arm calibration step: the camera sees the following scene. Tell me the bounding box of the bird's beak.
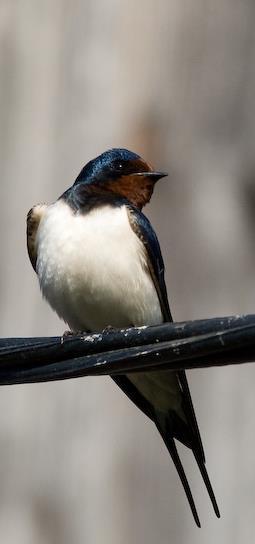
[131,171,168,181]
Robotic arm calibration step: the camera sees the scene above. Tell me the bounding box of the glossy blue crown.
[74,148,140,185]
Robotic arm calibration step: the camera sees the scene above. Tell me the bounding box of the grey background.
[1,1,255,542]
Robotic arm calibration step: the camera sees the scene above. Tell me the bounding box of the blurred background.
[0,1,255,542]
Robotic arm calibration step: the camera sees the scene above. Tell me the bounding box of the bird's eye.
[112,160,125,172]
[111,160,126,174]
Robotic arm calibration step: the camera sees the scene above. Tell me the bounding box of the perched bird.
[27,148,219,526]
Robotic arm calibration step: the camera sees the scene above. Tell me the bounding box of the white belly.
[36,200,163,332]
[35,200,183,419]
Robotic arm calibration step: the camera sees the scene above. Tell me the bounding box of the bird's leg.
[102,323,134,333]
[102,325,115,333]
[61,329,90,344]
[62,330,74,337]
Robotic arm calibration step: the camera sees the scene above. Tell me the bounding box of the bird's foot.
[102,324,134,334]
[102,325,117,334]
[61,329,88,344]
[62,330,74,337]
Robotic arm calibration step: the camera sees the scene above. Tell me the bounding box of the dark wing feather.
[112,375,154,421]
[126,206,172,322]
[112,204,220,524]
[127,206,205,448]
[27,204,47,271]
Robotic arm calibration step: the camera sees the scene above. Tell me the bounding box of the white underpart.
[36,200,182,415]
[36,200,163,331]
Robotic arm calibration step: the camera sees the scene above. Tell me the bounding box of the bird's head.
[72,148,167,209]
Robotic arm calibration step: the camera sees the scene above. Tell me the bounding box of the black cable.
[0,314,254,385]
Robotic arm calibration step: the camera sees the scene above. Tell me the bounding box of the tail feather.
[193,450,220,518]
[178,373,220,517]
[178,371,205,463]
[155,419,201,528]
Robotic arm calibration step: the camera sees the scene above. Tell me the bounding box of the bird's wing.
[127,206,173,322]
[27,204,47,271]
[113,204,219,524]
[126,205,202,445]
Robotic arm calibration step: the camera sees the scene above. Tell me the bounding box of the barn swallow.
[27,148,220,526]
